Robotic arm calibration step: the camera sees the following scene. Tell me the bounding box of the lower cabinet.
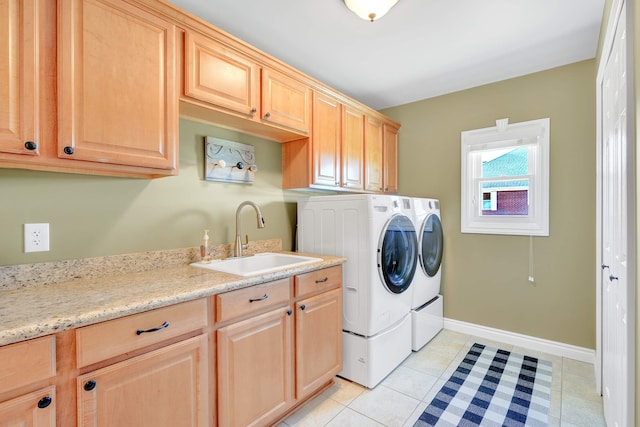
[295,288,342,399]
[77,335,208,427]
[0,335,56,426]
[0,265,342,427]
[74,298,209,427]
[216,266,343,427]
[217,306,294,427]
[0,386,56,426]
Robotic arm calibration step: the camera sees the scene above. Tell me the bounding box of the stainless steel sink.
[191,252,322,277]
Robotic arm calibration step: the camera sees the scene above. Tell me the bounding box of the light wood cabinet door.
[217,306,294,427]
[383,123,399,193]
[295,288,342,399]
[312,92,341,188]
[364,116,384,192]
[262,68,311,134]
[341,105,364,190]
[77,335,208,427]
[58,0,178,171]
[0,0,39,156]
[0,386,55,427]
[184,31,260,118]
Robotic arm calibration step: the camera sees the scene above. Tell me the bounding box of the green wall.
[0,59,601,351]
[0,119,299,266]
[382,60,597,349]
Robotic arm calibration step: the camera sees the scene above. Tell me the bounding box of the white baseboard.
[443,318,595,364]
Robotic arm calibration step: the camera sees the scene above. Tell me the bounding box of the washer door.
[419,214,443,277]
[378,214,418,294]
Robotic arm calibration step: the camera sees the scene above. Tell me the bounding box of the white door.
[598,0,635,425]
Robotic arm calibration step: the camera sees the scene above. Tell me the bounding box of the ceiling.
[167,0,605,110]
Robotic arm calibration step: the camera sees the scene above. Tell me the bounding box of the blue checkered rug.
[414,343,553,427]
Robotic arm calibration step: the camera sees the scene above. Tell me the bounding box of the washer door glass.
[420,214,443,277]
[378,214,418,294]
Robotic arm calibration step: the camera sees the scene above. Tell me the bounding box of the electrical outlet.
[24,223,50,253]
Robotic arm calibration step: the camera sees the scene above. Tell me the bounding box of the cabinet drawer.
[216,278,291,323]
[0,336,56,392]
[295,266,342,298]
[76,299,207,368]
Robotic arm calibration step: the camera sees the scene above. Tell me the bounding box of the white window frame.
[461,118,550,236]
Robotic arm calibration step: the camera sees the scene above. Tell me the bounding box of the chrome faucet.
[234,201,266,257]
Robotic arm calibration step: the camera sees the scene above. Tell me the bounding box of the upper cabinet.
[261,67,311,135]
[283,91,364,191]
[184,31,260,118]
[0,0,39,157]
[182,30,311,142]
[310,92,341,188]
[0,0,398,183]
[364,116,384,192]
[283,90,397,193]
[383,123,399,193]
[341,104,364,190]
[0,0,179,177]
[58,0,178,172]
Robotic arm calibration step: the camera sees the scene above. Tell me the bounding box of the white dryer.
[411,198,444,351]
[297,194,418,388]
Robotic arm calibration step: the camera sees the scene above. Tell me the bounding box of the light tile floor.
[278,330,605,427]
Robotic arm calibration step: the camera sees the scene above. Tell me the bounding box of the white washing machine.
[411,198,444,351]
[297,194,418,388]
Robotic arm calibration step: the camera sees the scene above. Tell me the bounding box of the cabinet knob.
[287,309,293,316]
[63,146,74,155]
[84,380,97,391]
[250,108,257,114]
[24,141,37,151]
[264,112,271,119]
[37,396,52,409]
[300,304,306,311]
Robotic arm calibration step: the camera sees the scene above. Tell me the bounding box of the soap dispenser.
[200,230,212,263]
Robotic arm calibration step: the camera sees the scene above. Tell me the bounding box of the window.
[461,118,549,236]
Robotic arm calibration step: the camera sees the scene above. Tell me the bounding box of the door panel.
[599,2,633,425]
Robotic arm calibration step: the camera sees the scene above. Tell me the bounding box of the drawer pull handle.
[249,294,269,303]
[84,380,96,391]
[315,277,329,284]
[136,321,170,335]
[37,396,52,409]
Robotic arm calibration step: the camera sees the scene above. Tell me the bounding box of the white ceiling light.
[344,0,399,22]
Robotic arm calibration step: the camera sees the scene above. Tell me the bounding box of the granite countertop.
[0,244,344,347]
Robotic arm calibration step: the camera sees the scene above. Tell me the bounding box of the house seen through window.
[481,146,529,216]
